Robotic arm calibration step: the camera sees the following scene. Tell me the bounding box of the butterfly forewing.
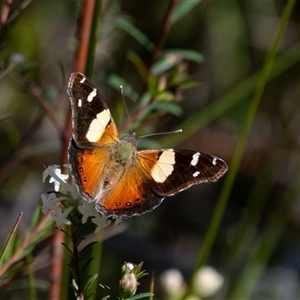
[68,72,118,147]
[137,149,227,196]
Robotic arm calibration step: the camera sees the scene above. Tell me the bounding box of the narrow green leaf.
[85,293,97,300]
[115,18,154,51]
[163,49,204,63]
[100,284,120,297]
[155,91,175,102]
[100,296,111,300]
[171,0,200,23]
[79,241,98,259]
[139,92,152,106]
[131,292,154,300]
[152,101,183,116]
[61,243,74,257]
[82,274,99,294]
[79,258,94,277]
[151,49,203,75]
[127,51,148,81]
[66,263,78,281]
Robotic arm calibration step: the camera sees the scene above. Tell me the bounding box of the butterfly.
[67,72,228,218]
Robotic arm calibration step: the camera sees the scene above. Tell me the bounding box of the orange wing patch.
[69,143,110,202]
[95,166,164,217]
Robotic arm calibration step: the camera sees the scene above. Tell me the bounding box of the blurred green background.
[1,1,300,299]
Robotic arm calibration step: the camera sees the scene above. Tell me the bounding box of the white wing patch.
[86,109,111,142]
[151,150,175,183]
[193,171,200,177]
[212,157,217,165]
[191,152,200,166]
[87,88,97,102]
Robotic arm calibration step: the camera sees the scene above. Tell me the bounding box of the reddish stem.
[48,1,97,300]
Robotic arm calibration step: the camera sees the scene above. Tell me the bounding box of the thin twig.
[27,82,64,137]
[149,0,178,69]
[0,0,13,27]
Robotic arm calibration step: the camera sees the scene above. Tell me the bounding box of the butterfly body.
[68,72,228,217]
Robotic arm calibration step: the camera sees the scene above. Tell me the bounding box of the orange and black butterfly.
[67,72,228,217]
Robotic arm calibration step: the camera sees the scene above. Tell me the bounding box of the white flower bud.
[193,266,224,298]
[120,273,138,294]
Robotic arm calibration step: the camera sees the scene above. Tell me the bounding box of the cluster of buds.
[118,262,148,299]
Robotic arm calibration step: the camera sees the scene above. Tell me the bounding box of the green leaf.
[152,102,183,116]
[115,18,154,51]
[155,91,175,102]
[127,51,148,81]
[85,293,97,300]
[100,284,120,298]
[82,274,99,294]
[79,241,98,259]
[61,243,74,257]
[139,92,152,106]
[151,54,181,75]
[173,78,199,89]
[131,292,154,300]
[151,49,203,76]
[100,296,111,300]
[163,49,204,63]
[66,263,78,281]
[171,0,200,23]
[79,258,94,277]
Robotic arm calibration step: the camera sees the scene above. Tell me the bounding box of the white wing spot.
[80,76,86,83]
[78,99,82,107]
[86,109,111,142]
[151,150,175,183]
[193,171,200,177]
[191,152,200,166]
[87,88,97,102]
[212,157,218,165]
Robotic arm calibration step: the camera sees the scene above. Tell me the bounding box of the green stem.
[184,0,296,297]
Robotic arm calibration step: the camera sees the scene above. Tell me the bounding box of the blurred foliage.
[0,0,300,299]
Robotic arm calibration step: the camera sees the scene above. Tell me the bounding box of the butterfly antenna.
[120,85,133,133]
[140,129,182,139]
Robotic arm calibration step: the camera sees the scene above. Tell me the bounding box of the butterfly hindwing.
[95,166,164,217]
[68,139,112,203]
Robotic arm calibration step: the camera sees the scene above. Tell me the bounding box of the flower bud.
[119,273,138,298]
